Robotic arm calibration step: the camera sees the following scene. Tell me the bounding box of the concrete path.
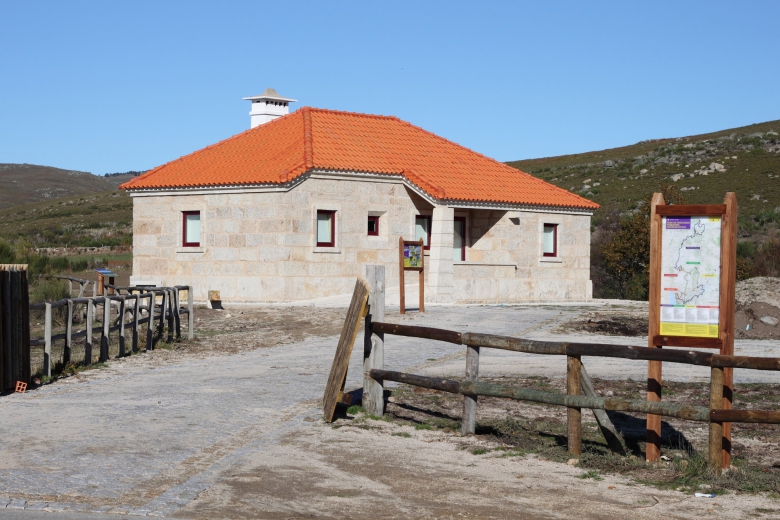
[1,303,779,517]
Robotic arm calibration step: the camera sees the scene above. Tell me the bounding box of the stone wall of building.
[130,177,592,303]
[452,209,592,303]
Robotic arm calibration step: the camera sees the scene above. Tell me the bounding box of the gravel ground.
[1,300,780,518]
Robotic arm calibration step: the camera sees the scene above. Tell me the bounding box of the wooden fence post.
[158,290,167,345]
[85,299,94,364]
[118,298,126,357]
[100,298,110,362]
[132,294,140,353]
[709,366,724,471]
[363,265,385,416]
[173,288,181,339]
[187,287,194,340]
[461,344,480,435]
[166,289,174,343]
[147,292,156,350]
[65,299,73,365]
[44,302,52,377]
[567,355,582,455]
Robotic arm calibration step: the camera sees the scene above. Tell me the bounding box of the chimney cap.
[243,88,297,103]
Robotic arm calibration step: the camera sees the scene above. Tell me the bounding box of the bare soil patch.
[346,376,780,495]
[558,310,648,337]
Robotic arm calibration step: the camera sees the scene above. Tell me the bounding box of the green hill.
[507,119,780,232]
[0,190,132,249]
[0,164,120,209]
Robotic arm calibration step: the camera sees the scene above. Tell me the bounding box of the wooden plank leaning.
[323,278,370,422]
[580,365,625,455]
[363,266,385,416]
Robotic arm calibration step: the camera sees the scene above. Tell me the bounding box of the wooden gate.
[1,264,31,392]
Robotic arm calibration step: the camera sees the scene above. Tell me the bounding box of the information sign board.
[659,216,721,338]
[403,243,423,269]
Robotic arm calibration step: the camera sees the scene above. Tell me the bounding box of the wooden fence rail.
[352,268,780,472]
[28,285,194,378]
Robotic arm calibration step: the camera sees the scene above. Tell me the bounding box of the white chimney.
[243,88,297,128]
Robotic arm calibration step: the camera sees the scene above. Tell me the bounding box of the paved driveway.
[1,302,779,517]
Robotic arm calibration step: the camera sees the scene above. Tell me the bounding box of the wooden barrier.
[330,270,780,472]
[1,265,31,393]
[26,285,195,379]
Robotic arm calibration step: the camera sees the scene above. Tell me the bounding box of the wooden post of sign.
[646,193,665,463]
[399,237,425,314]
[720,192,737,468]
[646,193,737,466]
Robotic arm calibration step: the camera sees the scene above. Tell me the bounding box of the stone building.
[121,90,599,303]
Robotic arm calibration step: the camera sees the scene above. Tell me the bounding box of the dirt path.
[2,302,779,518]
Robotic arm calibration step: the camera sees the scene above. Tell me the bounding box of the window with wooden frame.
[542,223,558,257]
[415,215,432,250]
[182,211,201,247]
[367,215,380,236]
[317,210,336,247]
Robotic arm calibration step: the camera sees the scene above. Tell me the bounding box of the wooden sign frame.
[399,237,425,314]
[323,278,370,422]
[646,192,737,467]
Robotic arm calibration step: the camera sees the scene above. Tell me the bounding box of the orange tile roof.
[121,107,599,210]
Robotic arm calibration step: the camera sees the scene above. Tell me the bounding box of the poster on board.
[659,216,721,337]
[403,243,423,268]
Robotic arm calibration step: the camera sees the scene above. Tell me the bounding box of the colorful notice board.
[399,237,424,314]
[659,216,722,338]
[403,243,423,268]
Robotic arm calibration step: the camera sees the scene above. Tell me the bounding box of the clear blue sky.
[1,1,778,176]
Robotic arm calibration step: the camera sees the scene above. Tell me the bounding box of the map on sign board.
[659,216,721,338]
[403,244,422,268]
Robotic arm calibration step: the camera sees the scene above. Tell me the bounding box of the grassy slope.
[0,164,120,209]
[506,120,780,224]
[0,189,132,245]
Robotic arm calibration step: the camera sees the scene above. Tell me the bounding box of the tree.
[600,185,687,300]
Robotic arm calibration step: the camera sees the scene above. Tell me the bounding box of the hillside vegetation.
[0,190,132,249]
[507,119,780,298]
[0,164,121,209]
[508,119,780,235]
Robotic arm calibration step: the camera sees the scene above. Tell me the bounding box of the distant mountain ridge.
[0,164,136,210]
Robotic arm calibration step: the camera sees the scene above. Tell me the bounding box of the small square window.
[367,215,380,236]
[542,224,558,257]
[415,215,432,250]
[317,210,336,247]
[182,211,200,247]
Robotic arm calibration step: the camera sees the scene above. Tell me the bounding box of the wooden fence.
[1,265,31,393]
[354,267,780,471]
[29,285,194,378]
